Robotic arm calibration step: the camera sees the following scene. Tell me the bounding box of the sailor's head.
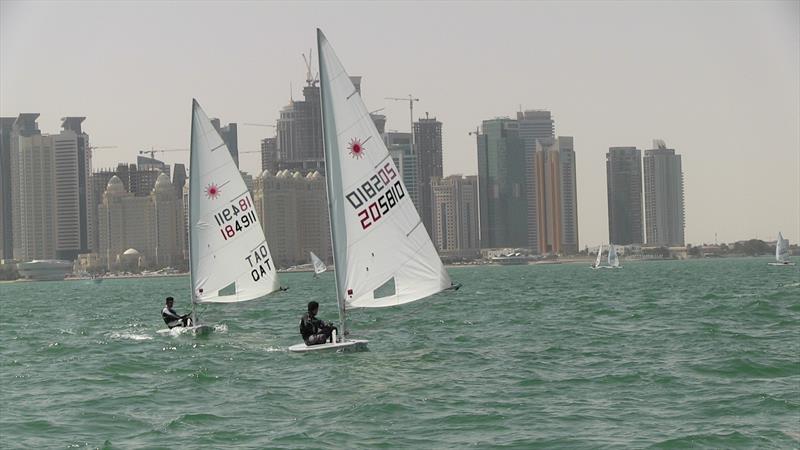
[165,296,174,306]
[308,301,319,316]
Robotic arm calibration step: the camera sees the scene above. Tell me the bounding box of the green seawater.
[1,258,798,449]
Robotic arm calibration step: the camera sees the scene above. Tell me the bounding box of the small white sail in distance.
[776,232,790,263]
[317,28,452,310]
[310,251,327,275]
[189,99,280,303]
[608,244,620,268]
[595,244,603,267]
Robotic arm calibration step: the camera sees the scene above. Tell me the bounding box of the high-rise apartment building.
[532,137,578,255]
[253,170,331,268]
[56,117,93,259]
[10,117,55,261]
[606,147,643,245]
[172,163,187,198]
[476,110,579,254]
[644,140,685,246]
[414,114,443,235]
[431,175,479,256]
[0,117,17,259]
[211,118,239,168]
[476,117,527,248]
[276,85,323,168]
[260,137,278,174]
[517,110,555,251]
[383,131,418,209]
[8,114,94,261]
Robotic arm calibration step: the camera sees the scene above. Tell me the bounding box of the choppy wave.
[1,258,798,448]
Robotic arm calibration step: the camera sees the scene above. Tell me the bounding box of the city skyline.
[2,1,798,246]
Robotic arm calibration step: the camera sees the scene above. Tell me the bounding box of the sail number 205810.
[213,195,257,241]
[345,162,406,230]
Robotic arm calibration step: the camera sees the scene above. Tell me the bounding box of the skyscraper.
[606,147,644,245]
[276,85,323,170]
[431,175,480,256]
[533,137,579,255]
[517,110,555,251]
[10,114,55,261]
[414,114,443,235]
[644,140,685,246]
[0,117,17,259]
[260,137,277,174]
[477,117,526,248]
[172,163,187,198]
[9,114,95,261]
[383,131,418,209]
[211,118,239,168]
[56,117,93,259]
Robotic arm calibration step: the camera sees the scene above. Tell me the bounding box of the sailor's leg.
[307,333,328,345]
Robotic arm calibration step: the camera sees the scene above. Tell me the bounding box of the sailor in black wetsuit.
[161,296,192,328]
[299,301,337,345]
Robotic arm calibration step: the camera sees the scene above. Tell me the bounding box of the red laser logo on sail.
[205,183,221,199]
[347,137,365,159]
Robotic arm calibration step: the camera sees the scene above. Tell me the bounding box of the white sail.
[608,244,619,268]
[190,99,280,303]
[317,29,451,310]
[595,244,603,267]
[776,232,790,262]
[310,251,327,275]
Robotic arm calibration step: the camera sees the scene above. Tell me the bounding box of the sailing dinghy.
[768,232,795,266]
[591,244,603,269]
[608,244,622,269]
[158,100,282,335]
[310,251,327,277]
[289,30,456,352]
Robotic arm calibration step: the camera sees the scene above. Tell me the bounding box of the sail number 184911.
[213,195,257,240]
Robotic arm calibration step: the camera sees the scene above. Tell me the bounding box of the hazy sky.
[2,0,798,246]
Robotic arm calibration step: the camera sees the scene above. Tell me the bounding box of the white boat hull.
[768,262,796,266]
[289,339,369,353]
[157,324,214,336]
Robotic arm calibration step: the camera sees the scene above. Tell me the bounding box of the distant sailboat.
[159,99,282,335]
[608,244,622,269]
[591,244,603,269]
[289,29,456,352]
[768,232,795,266]
[310,251,327,277]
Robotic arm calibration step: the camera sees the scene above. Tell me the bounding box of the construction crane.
[88,145,117,150]
[138,148,188,159]
[302,49,318,87]
[468,126,481,137]
[385,95,419,154]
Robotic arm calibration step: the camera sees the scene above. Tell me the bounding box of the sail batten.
[189,100,280,304]
[317,29,451,310]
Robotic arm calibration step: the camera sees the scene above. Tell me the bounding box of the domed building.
[97,171,183,271]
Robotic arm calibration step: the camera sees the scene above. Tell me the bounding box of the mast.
[188,99,198,325]
[317,29,347,339]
